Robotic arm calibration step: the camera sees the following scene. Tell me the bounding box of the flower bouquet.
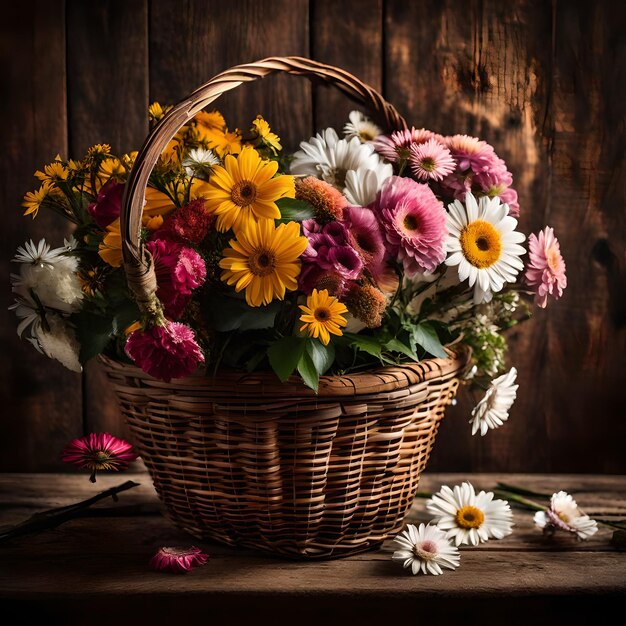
[10,58,566,558]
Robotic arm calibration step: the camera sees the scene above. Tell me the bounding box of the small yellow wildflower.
[299,289,348,345]
[22,182,54,218]
[251,115,282,153]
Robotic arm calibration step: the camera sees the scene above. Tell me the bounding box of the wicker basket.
[104,57,470,559]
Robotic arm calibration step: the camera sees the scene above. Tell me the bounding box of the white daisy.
[13,238,63,265]
[534,491,598,540]
[470,367,518,436]
[427,482,514,546]
[344,163,392,206]
[290,128,382,190]
[183,148,220,177]
[392,523,460,576]
[445,192,526,304]
[343,110,382,143]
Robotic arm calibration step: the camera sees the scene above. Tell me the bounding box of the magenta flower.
[374,127,436,163]
[146,239,207,318]
[525,226,567,308]
[343,206,387,278]
[158,198,215,244]
[373,177,447,275]
[149,546,209,574]
[62,433,138,483]
[409,138,456,181]
[87,180,124,228]
[125,321,205,382]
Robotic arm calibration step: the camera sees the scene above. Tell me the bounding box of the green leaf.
[275,197,315,222]
[71,312,115,364]
[306,339,335,375]
[267,336,306,382]
[385,337,418,361]
[297,349,319,392]
[344,332,383,358]
[206,294,280,332]
[412,322,448,359]
[112,300,141,335]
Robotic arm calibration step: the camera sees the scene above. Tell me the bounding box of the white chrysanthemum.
[427,482,514,546]
[290,128,382,190]
[344,163,392,206]
[183,148,220,177]
[445,192,526,304]
[470,367,518,436]
[37,315,82,372]
[343,110,382,143]
[12,238,83,312]
[392,523,460,576]
[534,491,599,540]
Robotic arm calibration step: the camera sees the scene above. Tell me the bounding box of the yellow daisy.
[87,144,112,159]
[299,289,348,345]
[22,182,54,218]
[251,115,282,153]
[219,219,308,307]
[35,159,68,183]
[201,126,243,158]
[148,101,171,123]
[195,110,226,131]
[200,145,295,232]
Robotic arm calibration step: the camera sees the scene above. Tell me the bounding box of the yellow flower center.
[455,505,485,529]
[558,511,570,523]
[420,157,436,172]
[460,220,502,268]
[413,540,438,561]
[547,246,560,273]
[403,214,420,231]
[359,130,376,142]
[231,180,258,207]
[248,249,276,277]
[314,307,331,322]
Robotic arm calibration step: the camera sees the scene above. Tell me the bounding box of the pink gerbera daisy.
[525,226,567,307]
[343,206,387,278]
[409,139,456,181]
[150,546,209,574]
[125,321,205,382]
[374,127,435,163]
[62,433,138,483]
[372,177,447,275]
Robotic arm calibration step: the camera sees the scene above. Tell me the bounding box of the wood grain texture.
[149,0,312,150]
[311,0,383,131]
[0,472,624,625]
[0,1,83,471]
[66,0,149,440]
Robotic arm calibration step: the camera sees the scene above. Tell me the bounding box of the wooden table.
[1,472,624,625]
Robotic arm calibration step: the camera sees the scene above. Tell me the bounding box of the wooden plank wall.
[1,0,624,472]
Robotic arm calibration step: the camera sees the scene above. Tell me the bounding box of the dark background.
[1,0,624,473]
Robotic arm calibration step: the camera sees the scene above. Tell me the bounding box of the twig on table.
[0,480,140,544]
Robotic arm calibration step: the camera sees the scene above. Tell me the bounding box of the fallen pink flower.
[149,546,209,574]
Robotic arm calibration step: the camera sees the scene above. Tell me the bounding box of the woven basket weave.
[102,57,470,559]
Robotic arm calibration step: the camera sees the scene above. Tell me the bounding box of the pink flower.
[440,134,520,217]
[158,198,215,244]
[373,177,447,275]
[62,433,138,483]
[146,239,207,318]
[525,226,567,308]
[343,206,387,278]
[87,180,124,228]
[374,127,436,163]
[149,546,209,574]
[328,246,363,280]
[409,138,456,181]
[125,321,205,382]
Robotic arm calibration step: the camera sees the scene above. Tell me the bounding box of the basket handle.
[120,56,408,316]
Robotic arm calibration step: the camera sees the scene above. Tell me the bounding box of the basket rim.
[99,344,471,398]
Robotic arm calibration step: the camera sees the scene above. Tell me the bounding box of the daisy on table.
[427,482,514,546]
[392,523,460,576]
[534,491,598,540]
